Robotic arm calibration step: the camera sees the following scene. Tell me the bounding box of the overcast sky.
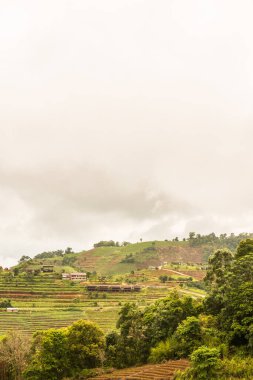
[1,0,253,266]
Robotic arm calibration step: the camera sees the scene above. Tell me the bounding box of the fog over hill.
[1,0,253,266]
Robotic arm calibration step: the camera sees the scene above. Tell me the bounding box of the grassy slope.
[75,233,252,275]
[17,236,248,276]
[76,240,208,275]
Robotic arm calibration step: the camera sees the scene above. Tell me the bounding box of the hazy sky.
[1,0,253,266]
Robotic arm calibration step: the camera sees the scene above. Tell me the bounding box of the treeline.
[93,240,130,248]
[18,248,75,263]
[33,247,73,260]
[187,231,253,250]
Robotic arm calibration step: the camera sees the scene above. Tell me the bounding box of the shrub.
[149,339,173,363]
[175,346,221,379]
[221,357,253,379]
[0,299,12,308]
[24,321,105,380]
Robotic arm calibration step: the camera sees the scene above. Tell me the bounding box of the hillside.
[13,233,253,277]
[76,241,203,275]
[75,232,253,275]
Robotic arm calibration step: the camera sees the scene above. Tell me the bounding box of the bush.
[149,339,173,363]
[159,275,168,283]
[74,368,100,379]
[149,317,203,363]
[175,346,221,379]
[93,241,115,248]
[221,357,253,379]
[24,320,105,380]
[172,316,202,358]
[0,299,12,308]
[121,254,135,263]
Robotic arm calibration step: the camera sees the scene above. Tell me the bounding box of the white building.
[62,272,87,281]
[7,307,19,313]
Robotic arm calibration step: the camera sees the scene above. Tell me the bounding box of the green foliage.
[205,240,253,349]
[148,339,172,363]
[74,368,99,379]
[188,232,253,251]
[24,328,70,380]
[159,275,169,283]
[66,320,105,370]
[173,316,202,357]
[204,249,233,290]
[93,240,116,248]
[62,253,79,266]
[106,291,200,368]
[0,298,12,308]
[220,356,253,379]
[175,346,221,380]
[65,247,73,254]
[204,249,233,315]
[121,254,135,263]
[34,250,64,260]
[142,291,199,347]
[189,346,221,379]
[13,267,19,276]
[19,256,32,263]
[143,246,156,252]
[24,320,105,380]
[3,272,14,283]
[105,331,121,367]
[149,316,203,363]
[235,239,253,259]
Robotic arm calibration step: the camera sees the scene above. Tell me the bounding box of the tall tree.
[24,320,105,380]
[66,320,105,370]
[0,330,31,380]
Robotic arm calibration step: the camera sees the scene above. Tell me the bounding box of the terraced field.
[0,274,174,336]
[90,359,189,380]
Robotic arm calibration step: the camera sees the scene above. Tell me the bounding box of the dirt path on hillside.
[162,269,190,276]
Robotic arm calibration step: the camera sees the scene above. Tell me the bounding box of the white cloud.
[0,0,253,266]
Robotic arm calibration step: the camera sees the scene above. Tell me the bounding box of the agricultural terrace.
[90,359,189,380]
[0,270,204,337]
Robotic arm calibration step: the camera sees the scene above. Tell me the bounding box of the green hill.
[13,232,253,276]
[75,232,253,275]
